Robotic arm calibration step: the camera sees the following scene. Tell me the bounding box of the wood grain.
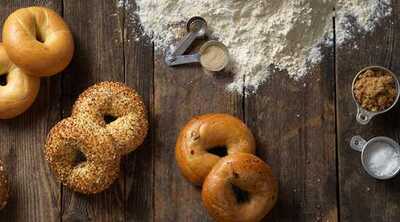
[336,2,400,221]
[0,0,399,221]
[123,0,154,221]
[0,1,62,222]
[61,0,125,221]
[245,40,338,221]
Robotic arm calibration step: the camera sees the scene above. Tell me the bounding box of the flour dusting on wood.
[118,0,391,95]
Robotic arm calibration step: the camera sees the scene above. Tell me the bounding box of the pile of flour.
[121,0,391,94]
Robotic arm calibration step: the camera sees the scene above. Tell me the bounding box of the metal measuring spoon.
[352,66,400,125]
[166,41,229,72]
[351,135,400,180]
[170,16,208,57]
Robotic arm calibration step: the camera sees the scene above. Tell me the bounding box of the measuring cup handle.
[350,136,366,152]
[356,107,374,125]
[166,54,201,66]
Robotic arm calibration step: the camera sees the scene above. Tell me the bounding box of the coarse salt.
[365,142,400,177]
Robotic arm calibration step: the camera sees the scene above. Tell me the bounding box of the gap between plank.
[60,1,65,222]
[332,8,341,222]
[121,0,127,221]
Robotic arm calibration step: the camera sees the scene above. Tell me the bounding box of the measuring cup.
[352,66,400,125]
[166,40,229,72]
[350,135,400,180]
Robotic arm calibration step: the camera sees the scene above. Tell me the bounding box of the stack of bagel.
[0,6,74,210]
[176,113,278,222]
[45,82,149,194]
[0,6,74,119]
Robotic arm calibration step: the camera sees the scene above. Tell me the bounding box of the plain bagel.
[3,6,74,77]
[202,153,278,222]
[0,43,40,119]
[176,113,256,185]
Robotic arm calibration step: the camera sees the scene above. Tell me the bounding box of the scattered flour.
[119,0,391,95]
[116,0,124,9]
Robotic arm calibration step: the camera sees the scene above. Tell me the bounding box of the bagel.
[72,81,148,155]
[45,117,120,194]
[3,7,74,77]
[0,160,9,210]
[176,113,255,185]
[0,43,40,119]
[202,153,278,222]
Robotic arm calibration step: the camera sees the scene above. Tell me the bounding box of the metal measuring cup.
[352,66,400,125]
[350,135,400,180]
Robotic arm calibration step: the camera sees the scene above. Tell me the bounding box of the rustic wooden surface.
[336,1,400,222]
[0,0,398,221]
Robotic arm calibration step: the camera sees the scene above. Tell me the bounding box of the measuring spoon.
[170,17,208,57]
[166,41,229,72]
[350,135,400,180]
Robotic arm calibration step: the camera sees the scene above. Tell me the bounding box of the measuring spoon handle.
[171,32,198,56]
[350,136,367,152]
[167,54,201,66]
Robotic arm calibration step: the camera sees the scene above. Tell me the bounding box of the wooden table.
[0,1,399,221]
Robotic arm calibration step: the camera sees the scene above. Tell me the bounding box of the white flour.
[120,0,391,94]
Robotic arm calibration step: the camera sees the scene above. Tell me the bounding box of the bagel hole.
[0,74,7,86]
[231,184,250,204]
[36,31,45,43]
[73,150,87,167]
[104,115,117,124]
[208,146,228,157]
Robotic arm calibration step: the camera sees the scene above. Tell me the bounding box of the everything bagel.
[72,82,148,155]
[3,7,74,77]
[45,117,120,194]
[0,43,40,119]
[176,114,255,185]
[202,153,278,222]
[45,82,148,194]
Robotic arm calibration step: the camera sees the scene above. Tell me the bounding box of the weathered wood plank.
[153,39,243,220]
[245,40,338,221]
[0,1,62,221]
[123,0,154,221]
[336,2,400,221]
[61,0,125,221]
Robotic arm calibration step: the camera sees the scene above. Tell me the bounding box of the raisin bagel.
[3,6,74,77]
[176,114,256,185]
[202,153,278,222]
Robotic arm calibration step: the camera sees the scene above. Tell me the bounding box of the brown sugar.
[353,69,397,112]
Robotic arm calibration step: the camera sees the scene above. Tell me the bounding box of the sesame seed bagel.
[45,117,120,194]
[0,43,40,119]
[0,160,9,210]
[72,81,148,155]
[202,153,278,222]
[3,7,74,77]
[176,113,255,185]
